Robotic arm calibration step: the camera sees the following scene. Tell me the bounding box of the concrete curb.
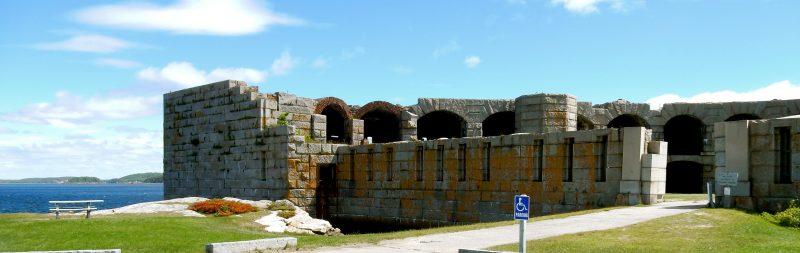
[206,237,297,253]
[458,249,513,253]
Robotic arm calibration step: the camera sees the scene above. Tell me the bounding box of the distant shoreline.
[0,182,163,185]
[0,172,163,184]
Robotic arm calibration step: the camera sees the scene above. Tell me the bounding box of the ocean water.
[0,183,163,213]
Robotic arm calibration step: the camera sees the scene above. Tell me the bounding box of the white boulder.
[255,212,288,233]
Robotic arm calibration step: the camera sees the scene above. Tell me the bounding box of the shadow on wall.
[418,110,466,140]
[482,111,515,136]
[666,161,703,193]
[361,109,401,143]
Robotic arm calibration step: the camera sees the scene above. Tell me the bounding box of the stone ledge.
[205,237,296,253]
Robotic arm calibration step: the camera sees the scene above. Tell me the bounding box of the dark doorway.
[321,106,348,144]
[664,115,704,155]
[607,114,650,129]
[725,113,761,122]
[577,114,595,130]
[362,109,401,143]
[315,164,337,220]
[417,110,466,140]
[666,161,703,193]
[482,111,515,136]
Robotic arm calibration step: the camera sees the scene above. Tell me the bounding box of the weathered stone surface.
[205,237,296,253]
[166,80,800,228]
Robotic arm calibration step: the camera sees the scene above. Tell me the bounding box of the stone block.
[641,154,666,169]
[619,180,641,194]
[206,237,297,253]
[724,121,750,178]
[401,111,418,121]
[647,141,668,154]
[281,105,313,114]
[621,127,645,181]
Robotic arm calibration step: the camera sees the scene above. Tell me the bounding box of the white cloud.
[0,129,163,179]
[646,80,800,109]
[137,61,268,88]
[433,41,461,58]
[270,51,298,76]
[341,47,366,60]
[551,0,632,14]
[311,57,329,69]
[209,68,268,83]
[94,58,142,69]
[73,0,303,36]
[464,56,481,68]
[1,92,162,128]
[0,127,17,135]
[34,34,137,53]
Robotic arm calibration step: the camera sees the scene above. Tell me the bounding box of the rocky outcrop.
[94,197,341,235]
[93,197,209,217]
[254,204,341,236]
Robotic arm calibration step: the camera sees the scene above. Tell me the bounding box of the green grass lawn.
[0,206,622,252]
[664,193,713,202]
[489,208,800,253]
[0,212,275,253]
[297,206,625,249]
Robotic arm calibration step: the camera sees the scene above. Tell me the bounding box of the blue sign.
[514,194,530,220]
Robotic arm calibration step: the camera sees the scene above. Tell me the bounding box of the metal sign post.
[514,194,530,253]
[723,186,732,208]
[706,181,715,208]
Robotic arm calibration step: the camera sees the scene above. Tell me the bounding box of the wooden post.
[86,202,91,219]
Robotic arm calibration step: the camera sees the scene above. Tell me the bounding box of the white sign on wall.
[715,170,739,187]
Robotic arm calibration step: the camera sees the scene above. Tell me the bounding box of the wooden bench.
[49,200,104,219]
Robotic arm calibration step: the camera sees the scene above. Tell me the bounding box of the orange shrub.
[189,199,258,217]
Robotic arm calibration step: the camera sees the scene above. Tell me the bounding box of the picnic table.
[49,200,104,219]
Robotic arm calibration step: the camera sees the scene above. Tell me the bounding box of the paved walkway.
[302,200,706,253]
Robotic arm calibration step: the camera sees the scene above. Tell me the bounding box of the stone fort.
[164,80,800,227]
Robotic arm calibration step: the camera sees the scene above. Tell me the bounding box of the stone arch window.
[417,110,466,140]
[482,111,515,137]
[356,101,402,143]
[577,114,595,131]
[607,114,651,129]
[664,114,704,156]
[725,113,761,122]
[314,97,352,144]
[666,161,703,193]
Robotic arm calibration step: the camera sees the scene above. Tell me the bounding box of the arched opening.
[577,114,595,131]
[418,110,466,140]
[321,106,349,144]
[725,113,761,122]
[607,114,651,129]
[361,109,401,143]
[666,161,703,193]
[482,111,515,136]
[664,115,704,155]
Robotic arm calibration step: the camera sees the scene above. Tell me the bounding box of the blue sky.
[1,0,800,179]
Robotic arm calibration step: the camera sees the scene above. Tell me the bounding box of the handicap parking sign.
[514,194,530,220]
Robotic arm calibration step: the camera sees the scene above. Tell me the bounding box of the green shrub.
[773,208,800,227]
[278,210,296,219]
[788,199,800,209]
[277,113,289,126]
[268,201,295,211]
[762,200,800,228]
